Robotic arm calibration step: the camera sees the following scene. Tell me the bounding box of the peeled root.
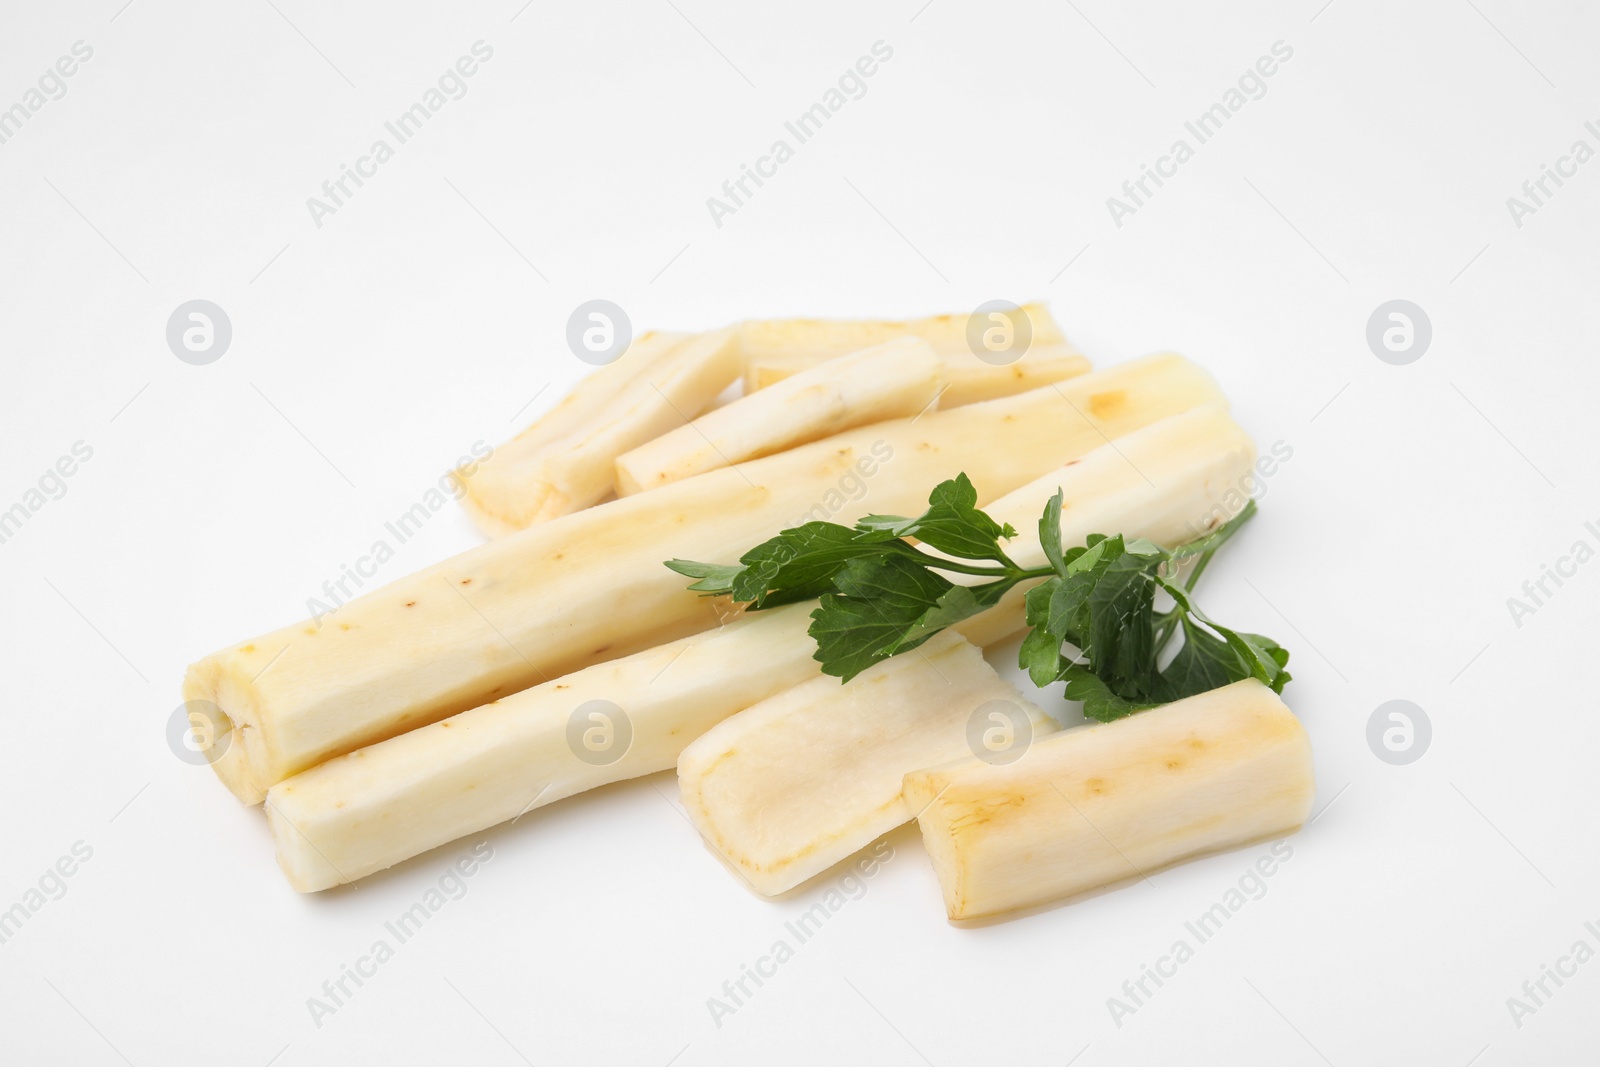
[904,680,1316,920]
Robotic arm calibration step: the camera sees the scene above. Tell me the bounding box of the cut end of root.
[182,657,266,805]
[263,791,343,893]
[455,458,569,538]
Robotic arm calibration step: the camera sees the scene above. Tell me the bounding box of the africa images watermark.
[1105,840,1295,1028]
[1178,438,1294,545]
[0,440,95,547]
[305,441,493,626]
[788,439,895,527]
[306,41,495,228]
[1504,918,1600,1030]
[1504,518,1600,629]
[705,840,895,1028]
[0,840,95,948]
[1505,120,1600,229]
[1107,40,1295,228]
[0,40,95,148]
[706,40,895,228]
[305,841,494,1028]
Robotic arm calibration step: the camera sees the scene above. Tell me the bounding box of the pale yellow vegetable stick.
[676,631,1056,896]
[740,303,1087,405]
[615,339,943,495]
[493,331,691,454]
[456,328,740,536]
[739,301,1063,379]
[937,343,1092,407]
[750,342,1090,408]
[188,353,1223,805]
[904,680,1315,921]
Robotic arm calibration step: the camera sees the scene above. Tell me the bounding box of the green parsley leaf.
[856,473,1019,562]
[662,559,744,594]
[666,475,1291,720]
[1038,490,1067,577]
[810,554,955,681]
[1019,623,1066,689]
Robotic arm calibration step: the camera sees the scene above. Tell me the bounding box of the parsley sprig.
[666,474,1290,721]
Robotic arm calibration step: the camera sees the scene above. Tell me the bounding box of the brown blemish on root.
[948,792,1028,835]
[1087,390,1127,418]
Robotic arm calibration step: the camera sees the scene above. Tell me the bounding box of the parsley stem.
[910,552,1050,580]
[1150,500,1257,650]
[1172,499,1257,591]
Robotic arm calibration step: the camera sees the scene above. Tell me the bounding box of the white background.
[1,0,1597,1063]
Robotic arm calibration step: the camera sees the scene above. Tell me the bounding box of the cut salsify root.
[737,303,1088,406]
[903,679,1315,920]
[614,338,944,495]
[677,632,1052,896]
[187,292,1312,922]
[749,343,1091,408]
[455,328,741,536]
